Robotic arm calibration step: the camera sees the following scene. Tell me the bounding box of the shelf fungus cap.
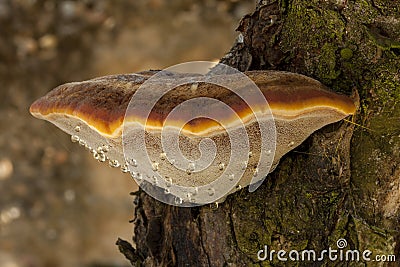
[30,70,356,205]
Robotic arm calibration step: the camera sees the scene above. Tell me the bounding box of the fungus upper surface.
[30,71,356,137]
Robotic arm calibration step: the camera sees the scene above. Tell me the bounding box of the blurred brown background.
[0,0,253,266]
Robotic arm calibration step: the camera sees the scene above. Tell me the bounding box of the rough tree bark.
[118,0,400,266]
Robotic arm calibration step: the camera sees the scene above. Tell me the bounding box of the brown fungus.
[30,70,356,204]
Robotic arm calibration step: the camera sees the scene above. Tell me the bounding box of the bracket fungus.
[30,69,356,205]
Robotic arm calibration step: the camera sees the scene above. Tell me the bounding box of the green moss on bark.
[259,0,399,263]
[340,48,353,60]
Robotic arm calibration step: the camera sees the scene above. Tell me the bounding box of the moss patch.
[340,48,353,60]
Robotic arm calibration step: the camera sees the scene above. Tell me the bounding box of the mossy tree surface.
[120,0,400,266]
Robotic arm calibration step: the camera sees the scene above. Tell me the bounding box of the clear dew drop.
[266,149,272,154]
[128,158,138,167]
[207,187,215,196]
[270,15,277,25]
[186,192,193,202]
[193,187,199,196]
[288,141,295,147]
[253,168,259,177]
[237,33,244,43]
[152,175,158,185]
[165,177,173,187]
[236,184,242,190]
[218,162,225,171]
[228,174,235,181]
[71,135,80,143]
[109,159,120,168]
[210,202,219,210]
[174,196,183,205]
[97,145,109,153]
[121,164,129,173]
[186,162,195,175]
[93,151,99,160]
[151,162,159,172]
[78,139,86,147]
[164,188,171,194]
[98,153,106,162]
[241,161,248,170]
[74,125,81,132]
[159,152,167,160]
[130,172,141,181]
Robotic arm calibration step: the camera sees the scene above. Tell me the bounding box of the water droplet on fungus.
[109,159,120,168]
[218,163,225,171]
[207,187,215,196]
[151,162,159,171]
[71,135,79,143]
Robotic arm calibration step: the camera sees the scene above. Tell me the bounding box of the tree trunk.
[118,0,400,266]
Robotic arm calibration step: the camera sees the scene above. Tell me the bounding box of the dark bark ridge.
[119,0,400,266]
